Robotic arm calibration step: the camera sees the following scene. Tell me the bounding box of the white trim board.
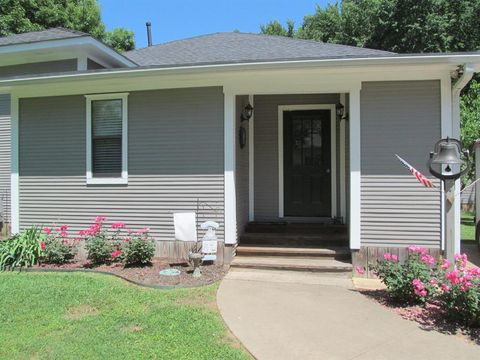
[224,92,237,244]
[248,94,255,222]
[85,92,129,185]
[277,104,337,219]
[10,94,19,234]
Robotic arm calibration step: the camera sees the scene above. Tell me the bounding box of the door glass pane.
[312,119,323,167]
[303,119,312,166]
[292,119,302,167]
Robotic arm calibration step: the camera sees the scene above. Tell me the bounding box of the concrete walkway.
[217,269,479,360]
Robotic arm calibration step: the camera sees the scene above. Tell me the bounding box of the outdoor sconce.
[428,137,469,263]
[428,137,468,181]
[336,102,349,121]
[240,103,253,121]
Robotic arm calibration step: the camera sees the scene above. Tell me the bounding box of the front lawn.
[0,272,249,360]
[461,210,476,241]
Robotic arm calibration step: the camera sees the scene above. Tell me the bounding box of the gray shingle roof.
[0,28,87,47]
[124,32,393,66]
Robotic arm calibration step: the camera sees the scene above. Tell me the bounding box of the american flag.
[395,154,435,188]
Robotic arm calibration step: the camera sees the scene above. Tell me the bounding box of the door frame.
[278,104,337,219]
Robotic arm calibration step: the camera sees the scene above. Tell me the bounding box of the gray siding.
[0,59,77,78]
[360,80,441,247]
[236,95,250,237]
[19,87,225,241]
[253,93,339,221]
[0,94,10,224]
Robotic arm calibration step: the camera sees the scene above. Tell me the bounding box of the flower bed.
[362,245,480,330]
[0,217,226,287]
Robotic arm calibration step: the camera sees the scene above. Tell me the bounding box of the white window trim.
[277,104,337,219]
[85,93,129,185]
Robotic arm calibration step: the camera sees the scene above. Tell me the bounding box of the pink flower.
[355,266,365,275]
[430,278,438,285]
[455,253,468,269]
[136,227,150,235]
[468,267,480,277]
[95,216,107,223]
[441,283,450,293]
[111,222,126,229]
[63,239,70,245]
[111,249,122,258]
[441,259,451,270]
[420,253,435,266]
[391,254,398,262]
[40,241,46,250]
[407,245,427,254]
[60,231,68,237]
[445,270,460,285]
[383,253,392,261]
[412,279,427,297]
[42,227,52,234]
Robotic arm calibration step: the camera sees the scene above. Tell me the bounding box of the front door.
[283,110,331,217]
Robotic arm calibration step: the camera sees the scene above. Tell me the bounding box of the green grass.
[0,272,249,360]
[461,210,476,241]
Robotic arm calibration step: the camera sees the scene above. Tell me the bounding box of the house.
[0,28,479,272]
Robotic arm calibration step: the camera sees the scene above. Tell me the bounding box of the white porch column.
[11,94,19,234]
[475,141,480,248]
[349,86,361,250]
[224,91,237,244]
[248,94,255,222]
[339,93,347,224]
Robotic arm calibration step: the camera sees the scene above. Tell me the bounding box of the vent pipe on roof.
[146,22,152,47]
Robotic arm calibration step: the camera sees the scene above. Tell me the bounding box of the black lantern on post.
[428,137,469,262]
[240,103,253,122]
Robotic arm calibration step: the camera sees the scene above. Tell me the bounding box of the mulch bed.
[359,289,480,345]
[33,258,228,288]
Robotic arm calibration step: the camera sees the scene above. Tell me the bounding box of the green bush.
[85,236,119,265]
[0,226,45,270]
[122,235,155,266]
[41,237,76,265]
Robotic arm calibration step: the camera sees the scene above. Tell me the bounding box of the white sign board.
[173,212,197,242]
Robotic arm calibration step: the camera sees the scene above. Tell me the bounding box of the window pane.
[91,99,122,177]
[92,99,122,137]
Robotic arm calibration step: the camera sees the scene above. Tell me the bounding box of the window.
[85,93,128,184]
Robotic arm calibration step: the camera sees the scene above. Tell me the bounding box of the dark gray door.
[283,110,331,217]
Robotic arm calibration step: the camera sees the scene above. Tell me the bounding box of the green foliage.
[85,236,118,265]
[103,27,135,52]
[41,236,76,264]
[0,0,135,51]
[260,19,295,37]
[122,236,155,266]
[374,250,434,304]
[0,226,44,270]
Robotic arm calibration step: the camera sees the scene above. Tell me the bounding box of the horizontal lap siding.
[0,59,77,78]
[19,87,225,240]
[360,81,441,248]
[0,94,10,223]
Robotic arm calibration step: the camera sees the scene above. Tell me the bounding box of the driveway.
[217,269,478,360]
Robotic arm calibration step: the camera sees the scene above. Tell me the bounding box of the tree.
[0,0,135,52]
[260,20,295,37]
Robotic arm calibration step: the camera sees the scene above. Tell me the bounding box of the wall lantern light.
[336,102,345,119]
[240,103,253,121]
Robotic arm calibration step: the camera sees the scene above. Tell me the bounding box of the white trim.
[85,92,129,185]
[224,92,237,244]
[349,87,362,250]
[339,93,347,224]
[0,36,137,67]
[248,94,255,222]
[10,94,19,234]
[277,104,337,219]
[1,52,480,86]
[440,74,452,250]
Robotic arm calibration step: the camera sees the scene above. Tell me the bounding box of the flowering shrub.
[79,217,155,266]
[122,229,155,266]
[374,247,434,304]
[40,225,76,264]
[374,246,480,327]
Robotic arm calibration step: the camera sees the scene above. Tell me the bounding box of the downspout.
[451,63,474,254]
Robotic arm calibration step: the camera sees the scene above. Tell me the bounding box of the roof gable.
[124,32,393,66]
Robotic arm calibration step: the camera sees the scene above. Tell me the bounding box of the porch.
[231,93,352,272]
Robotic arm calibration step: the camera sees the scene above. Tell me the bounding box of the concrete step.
[231,255,353,275]
[240,232,348,247]
[236,245,351,260]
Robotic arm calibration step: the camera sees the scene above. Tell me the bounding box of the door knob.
[326,169,331,173]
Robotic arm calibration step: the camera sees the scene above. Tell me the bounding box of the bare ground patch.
[64,304,99,321]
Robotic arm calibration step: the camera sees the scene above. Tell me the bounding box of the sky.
[99,0,331,49]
